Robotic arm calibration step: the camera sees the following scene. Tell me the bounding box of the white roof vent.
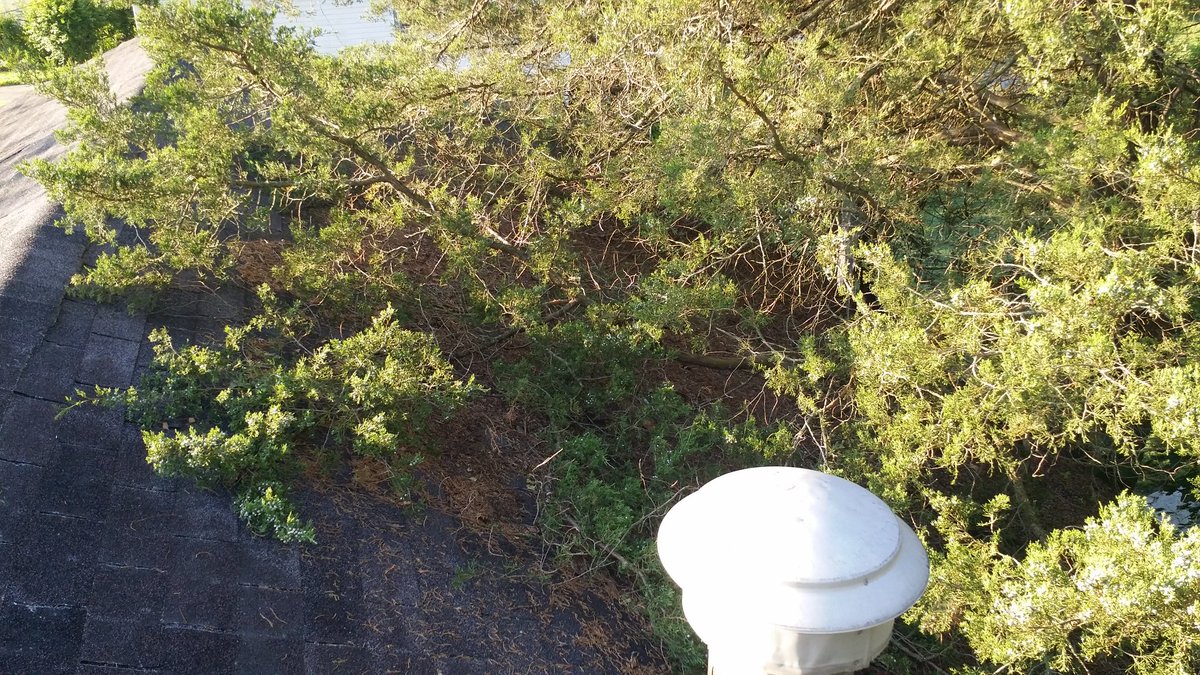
[658,467,929,674]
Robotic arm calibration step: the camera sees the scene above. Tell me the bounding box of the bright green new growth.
[30,0,1200,670]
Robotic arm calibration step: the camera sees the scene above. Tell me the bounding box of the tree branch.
[230,175,390,189]
[716,66,810,165]
[675,350,782,370]
[1008,465,1047,540]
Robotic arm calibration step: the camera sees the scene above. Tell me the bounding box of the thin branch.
[229,175,390,189]
[675,350,782,370]
[1008,464,1047,540]
[460,297,587,355]
[716,66,811,165]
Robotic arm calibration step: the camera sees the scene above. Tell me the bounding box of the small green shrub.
[0,14,28,66]
[78,295,479,541]
[21,0,133,65]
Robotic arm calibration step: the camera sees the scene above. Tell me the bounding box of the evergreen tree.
[32,0,1200,670]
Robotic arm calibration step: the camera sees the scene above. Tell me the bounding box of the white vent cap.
[658,467,929,634]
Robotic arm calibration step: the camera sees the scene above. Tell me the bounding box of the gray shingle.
[77,333,140,389]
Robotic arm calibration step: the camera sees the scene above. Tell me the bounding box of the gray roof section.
[0,38,153,290]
